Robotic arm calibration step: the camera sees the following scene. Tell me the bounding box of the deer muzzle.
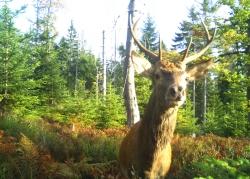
[167,85,186,105]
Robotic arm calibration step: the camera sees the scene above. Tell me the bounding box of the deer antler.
[159,35,162,60]
[129,15,160,63]
[182,20,216,65]
[182,37,193,60]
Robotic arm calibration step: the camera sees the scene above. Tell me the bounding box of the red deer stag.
[119,17,216,178]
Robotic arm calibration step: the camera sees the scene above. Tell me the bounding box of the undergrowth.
[0,116,249,178]
[169,135,250,178]
[193,157,250,179]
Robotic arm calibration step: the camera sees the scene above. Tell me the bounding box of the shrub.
[193,158,250,179]
[135,75,151,116]
[169,134,250,178]
[177,98,200,135]
[95,86,126,128]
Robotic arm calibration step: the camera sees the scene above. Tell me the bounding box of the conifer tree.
[215,0,250,134]
[0,1,35,115]
[32,0,65,105]
[67,21,79,96]
[172,0,217,122]
[141,15,158,51]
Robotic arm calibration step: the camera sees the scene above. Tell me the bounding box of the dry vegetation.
[0,117,249,178]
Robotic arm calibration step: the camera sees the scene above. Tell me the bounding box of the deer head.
[130,17,216,108]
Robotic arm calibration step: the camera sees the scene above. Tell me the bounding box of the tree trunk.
[102,30,106,96]
[247,19,250,123]
[203,76,207,121]
[74,52,78,96]
[193,80,196,118]
[124,0,140,127]
[96,68,99,102]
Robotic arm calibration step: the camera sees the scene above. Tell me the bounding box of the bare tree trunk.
[94,56,100,103]
[35,0,40,43]
[247,19,250,123]
[247,64,250,122]
[4,49,8,97]
[193,80,196,118]
[124,0,140,127]
[102,30,106,96]
[203,76,207,121]
[74,51,78,96]
[95,57,99,101]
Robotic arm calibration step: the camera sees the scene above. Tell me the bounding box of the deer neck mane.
[141,90,178,144]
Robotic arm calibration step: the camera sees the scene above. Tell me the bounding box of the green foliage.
[193,158,250,179]
[172,0,219,127]
[77,51,98,91]
[169,134,250,178]
[203,68,248,137]
[64,20,79,94]
[141,15,158,51]
[58,31,98,95]
[107,60,124,92]
[0,2,37,115]
[0,115,123,162]
[171,0,250,137]
[0,117,249,179]
[216,0,250,134]
[177,98,200,135]
[34,85,126,128]
[31,0,66,106]
[135,75,151,117]
[80,136,120,163]
[0,116,125,178]
[172,19,193,51]
[95,85,126,128]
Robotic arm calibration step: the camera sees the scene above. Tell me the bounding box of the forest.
[0,0,249,178]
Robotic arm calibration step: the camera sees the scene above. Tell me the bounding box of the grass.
[0,116,124,178]
[0,116,249,178]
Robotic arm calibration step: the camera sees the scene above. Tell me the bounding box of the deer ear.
[131,51,153,77]
[187,60,213,81]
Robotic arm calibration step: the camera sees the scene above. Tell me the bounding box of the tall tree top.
[141,15,158,52]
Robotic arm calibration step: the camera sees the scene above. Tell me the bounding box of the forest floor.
[0,117,249,178]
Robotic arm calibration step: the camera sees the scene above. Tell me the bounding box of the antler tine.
[201,19,212,41]
[159,35,162,60]
[129,15,159,63]
[183,20,216,65]
[182,37,193,60]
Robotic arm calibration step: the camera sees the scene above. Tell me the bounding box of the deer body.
[119,100,177,178]
[119,61,185,178]
[119,17,216,178]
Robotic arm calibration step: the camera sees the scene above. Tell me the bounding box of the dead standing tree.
[123,0,140,126]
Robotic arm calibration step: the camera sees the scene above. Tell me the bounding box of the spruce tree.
[214,0,250,135]
[32,0,65,105]
[0,1,36,115]
[141,15,158,51]
[66,20,79,96]
[57,24,97,96]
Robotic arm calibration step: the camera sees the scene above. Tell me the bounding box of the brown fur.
[119,58,213,178]
[159,60,182,72]
[119,61,181,178]
[120,18,215,178]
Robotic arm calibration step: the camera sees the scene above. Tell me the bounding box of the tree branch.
[218,50,247,57]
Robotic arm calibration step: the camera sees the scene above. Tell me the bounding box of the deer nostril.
[169,87,177,97]
[178,86,183,92]
[176,95,181,101]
